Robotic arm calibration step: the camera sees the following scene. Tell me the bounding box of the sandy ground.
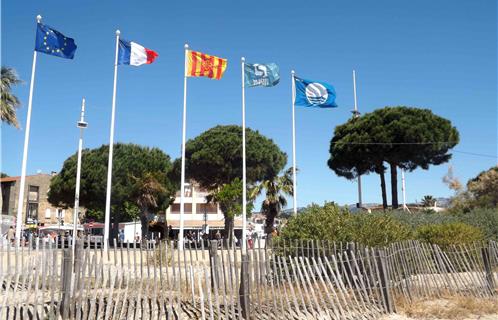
[381,314,498,320]
[379,296,498,320]
[379,313,498,320]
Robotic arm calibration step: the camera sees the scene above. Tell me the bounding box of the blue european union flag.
[294,76,338,108]
[244,63,280,87]
[35,23,77,59]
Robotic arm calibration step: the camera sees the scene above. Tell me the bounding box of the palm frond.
[1,66,22,128]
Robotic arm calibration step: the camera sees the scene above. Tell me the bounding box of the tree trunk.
[379,170,388,210]
[264,206,278,235]
[390,163,399,209]
[140,207,149,241]
[224,215,234,245]
[110,209,121,246]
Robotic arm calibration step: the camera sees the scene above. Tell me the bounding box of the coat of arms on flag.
[187,50,227,80]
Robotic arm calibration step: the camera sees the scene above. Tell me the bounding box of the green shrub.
[349,214,412,247]
[279,203,411,247]
[279,202,353,242]
[388,210,457,229]
[388,208,497,241]
[456,208,498,241]
[415,222,484,249]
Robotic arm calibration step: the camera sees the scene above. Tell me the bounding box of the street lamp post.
[72,98,87,255]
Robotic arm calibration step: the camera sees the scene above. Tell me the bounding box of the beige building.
[0,174,75,227]
[165,182,243,231]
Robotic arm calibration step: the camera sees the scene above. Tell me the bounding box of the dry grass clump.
[395,295,498,319]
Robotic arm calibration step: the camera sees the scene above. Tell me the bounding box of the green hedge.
[387,208,498,241]
[388,210,458,229]
[279,204,494,248]
[415,222,484,249]
[279,203,412,247]
[456,208,498,241]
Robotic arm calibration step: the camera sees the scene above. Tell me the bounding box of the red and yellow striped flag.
[187,50,227,80]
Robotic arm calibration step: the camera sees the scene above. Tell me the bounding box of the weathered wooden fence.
[1,238,497,319]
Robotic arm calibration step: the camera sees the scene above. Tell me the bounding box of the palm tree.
[421,195,436,207]
[250,168,294,237]
[132,172,168,240]
[1,66,22,128]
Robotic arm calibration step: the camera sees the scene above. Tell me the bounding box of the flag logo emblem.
[294,76,338,108]
[305,83,328,105]
[244,62,280,87]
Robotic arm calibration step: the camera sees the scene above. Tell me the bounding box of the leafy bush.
[388,208,498,241]
[349,213,412,247]
[279,203,411,247]
[279,203,352,243]
[415,222,484,249]
[388,210,457,229]
[280,204,492,249]
[456,208,498,241]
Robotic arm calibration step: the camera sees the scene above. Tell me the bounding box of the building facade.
[1,174,74,227]
[164,182,243,232]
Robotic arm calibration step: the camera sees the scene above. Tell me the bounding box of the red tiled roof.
[0,176,20,182]
[0,173,54,183]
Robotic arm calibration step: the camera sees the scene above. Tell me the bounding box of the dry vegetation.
[382,295,498,320]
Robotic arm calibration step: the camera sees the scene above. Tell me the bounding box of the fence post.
[61,248,73,318]
[376,249,395,313]
[209,240,219,290]
[481,245,496,295]
[239,251,250,319]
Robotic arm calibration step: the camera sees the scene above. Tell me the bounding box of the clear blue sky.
[2,0,497,208]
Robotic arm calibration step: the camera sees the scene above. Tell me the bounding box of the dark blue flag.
[294,76,338,108]
[35,23,77,59]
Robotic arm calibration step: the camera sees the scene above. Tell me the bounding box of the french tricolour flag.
[118,39,158,66]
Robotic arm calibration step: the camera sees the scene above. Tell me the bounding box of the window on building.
[1,183,11,214]
[45,208,51,219]
[196,203,218,214]
[184,184,192,197]
[170,203,192,213]
[26,203,38,223]
[28,185,39,202]
[26,185,40,223]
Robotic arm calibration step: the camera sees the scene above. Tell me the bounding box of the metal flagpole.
[103,30,121,252]
[401,168,410,212]
[179,44,189,250]
[241,57,247,251]
[72,98,87,253]
[15,14,42,248]
[352,70,363,209]
[291,70,297,216]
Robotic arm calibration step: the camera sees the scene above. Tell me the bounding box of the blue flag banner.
[35,23,77,59]
[294,76,338,108]
[244,63,280,87]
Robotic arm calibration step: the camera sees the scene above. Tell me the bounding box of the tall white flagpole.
[401,169,409,212]
[352,70,363,209]
[103,30,121,252]
[15,14,42,247]
[179,44,189,250]
[291,70,297,216]
[241,57,247,251]
[72,98,87,253]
